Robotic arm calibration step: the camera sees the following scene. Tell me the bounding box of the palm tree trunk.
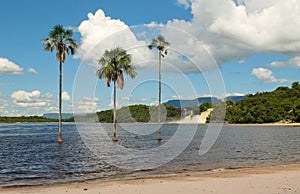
[158,51,162,141]
[112,80,118,142]
[58,61,63,143]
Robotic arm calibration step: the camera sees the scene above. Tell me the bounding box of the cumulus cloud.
[268,57,300,68]
[28,68,38,74]
[62,91,71,101]
[11,90,53,108]
[207,0,300,54]
[0,58,23,75]
[73,97,99,113]
[166,0,300,66]
[76,9,219,73]
[0,95,10,115]
[251,67,290,83]
[168,0,300,69]
[76,9,153,68]
[76,0,300,74]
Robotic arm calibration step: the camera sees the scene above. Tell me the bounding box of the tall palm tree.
[42,25,78,143]
[97,47,137,142]
[148,35,170,141]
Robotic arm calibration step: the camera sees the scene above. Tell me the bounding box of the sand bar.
[1,164,300,194]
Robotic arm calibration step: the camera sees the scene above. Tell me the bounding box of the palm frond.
[148,35,170,52]
[42,25,78,63]
[96,47,137,88]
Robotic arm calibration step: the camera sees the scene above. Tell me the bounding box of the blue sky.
[0,0,300,116]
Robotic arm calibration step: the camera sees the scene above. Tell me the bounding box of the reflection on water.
[0,123,299,186]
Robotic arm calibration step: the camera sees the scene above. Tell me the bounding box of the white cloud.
[218,93,246,99]
[73,97,99,113]
[62,91,71,101]
[0,58,23,75]
[28,68,38,74]
[76,9,153,68]
[165,0,300,67]
[0,95,10,115]
[76,1,300,74]
[268,57,300,68]
[136,98,147,102]
[177,0,192,9]
[108,100,120,109]
[121,96,130,101]
[251,67,290,83]
[241,0,282,13]
[206,0,300,54]
[170,94,215,100]
[11,90,53,108]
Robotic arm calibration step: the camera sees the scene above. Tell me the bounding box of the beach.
[1,164,300,194]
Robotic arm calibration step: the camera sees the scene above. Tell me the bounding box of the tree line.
[74,104,181,123]
[225,82,300,123]
[0,116,74,123]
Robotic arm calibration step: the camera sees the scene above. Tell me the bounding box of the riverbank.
[225,122,300,126]
[1,164,300,194]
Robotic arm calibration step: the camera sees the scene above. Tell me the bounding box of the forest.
[0,116,58,123]
[225,82,300,123]
[96,104,181,123]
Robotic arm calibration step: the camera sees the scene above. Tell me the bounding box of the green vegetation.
[225,82,300,123]
[0,116,74,123]
[94,104,181,123]
[199,103,212,113]
[0,116,57,123]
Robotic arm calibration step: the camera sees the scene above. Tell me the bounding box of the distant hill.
[43,113,73,119]
[224,96,247,103]
[166,97,221,108]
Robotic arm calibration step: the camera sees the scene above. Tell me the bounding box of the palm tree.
[148,35,170,141]
[42,25,78,143]
[97,47,137,142]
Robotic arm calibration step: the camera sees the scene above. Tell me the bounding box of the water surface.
[0,123,299,186]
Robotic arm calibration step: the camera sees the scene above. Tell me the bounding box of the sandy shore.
[1,164,300,194]
[225,122,300,126]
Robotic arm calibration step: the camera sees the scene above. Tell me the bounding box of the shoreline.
[1,121,300,126]
[2,163,300,194]
[225,122,300,127]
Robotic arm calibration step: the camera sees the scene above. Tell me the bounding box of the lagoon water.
[0,123,300,186]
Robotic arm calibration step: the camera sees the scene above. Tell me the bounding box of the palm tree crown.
[43,25,78,63]
[148,35,170,56]
[97,47,137,87]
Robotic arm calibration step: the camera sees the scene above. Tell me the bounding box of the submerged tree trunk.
[157,51,162,141]
[112,80,118,142]
[58,61,63,143]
